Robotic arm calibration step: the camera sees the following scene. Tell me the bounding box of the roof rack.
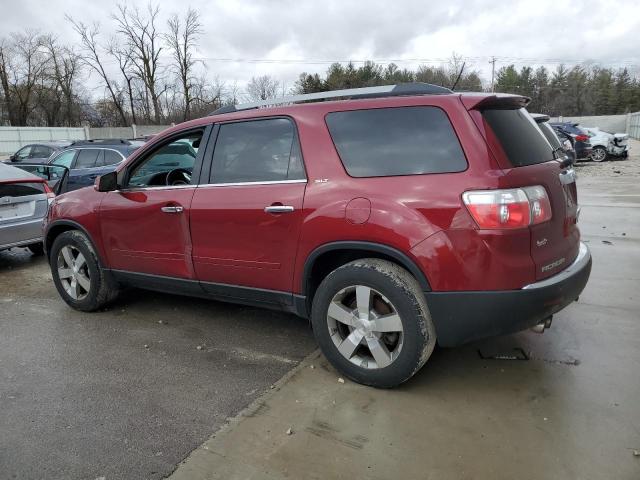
[210,82,453,115]
[69,139,132,146]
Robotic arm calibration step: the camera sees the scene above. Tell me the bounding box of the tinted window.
[0,182,45,197]
[51,150,76,168]
[15,146,32,160]
[31,145,53,158]
[538,123,562,149]
[326,107,467,177]
[482,108,554,167]
[102,149,123,166]
[75,149,101,168]
[211,118,305,184]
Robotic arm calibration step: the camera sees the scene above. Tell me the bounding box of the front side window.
[210,118,305,184]
[326,106,467,177]
[128,130,203,188]
[15,146,32,160]
[51,150,76,168]
[31,145,53,158]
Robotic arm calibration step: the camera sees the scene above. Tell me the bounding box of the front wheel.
[590,146,607,162]
[50,230,119,311]
[311,259,436,388]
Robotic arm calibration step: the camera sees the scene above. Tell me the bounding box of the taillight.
[462,186,552,229]
[575,134,589,142]
[43,182,55,205]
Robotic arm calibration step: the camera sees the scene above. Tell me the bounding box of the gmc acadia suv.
[44,83,592,388]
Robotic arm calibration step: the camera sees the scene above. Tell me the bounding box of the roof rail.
[70,139,132,146]
[210,82,453,115]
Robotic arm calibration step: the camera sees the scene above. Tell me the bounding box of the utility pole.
[489,56,497,92]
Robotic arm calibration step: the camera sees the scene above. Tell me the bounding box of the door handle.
[264,205,295,214]
[161,205,184,213]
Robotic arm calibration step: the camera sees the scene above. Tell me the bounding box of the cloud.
[1,0,639,93]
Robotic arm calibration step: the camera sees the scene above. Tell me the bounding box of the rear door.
[190,117,307,299]
[474,107,580,280]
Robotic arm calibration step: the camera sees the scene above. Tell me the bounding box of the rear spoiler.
[461,94,530,111]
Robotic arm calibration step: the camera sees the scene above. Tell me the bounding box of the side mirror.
[96,171,118,192]
[9,154,16,161]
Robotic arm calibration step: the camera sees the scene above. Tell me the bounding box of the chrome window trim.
[113,184,195,193]
[198,179,308,188]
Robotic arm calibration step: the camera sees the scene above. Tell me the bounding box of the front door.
[190,117,307,299]
[99,128,207,279]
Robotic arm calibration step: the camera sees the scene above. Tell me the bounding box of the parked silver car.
[0,163,67,254]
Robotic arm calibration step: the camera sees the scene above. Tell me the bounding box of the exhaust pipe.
[531,316,552,334]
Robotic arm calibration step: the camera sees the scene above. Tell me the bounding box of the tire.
[311,258,436,388]
[49,230,119,312]
[27,242,44,256]
[590,146,607,162]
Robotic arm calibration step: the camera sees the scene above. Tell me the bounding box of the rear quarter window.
[325,106,467,177]
[481,108,554,167]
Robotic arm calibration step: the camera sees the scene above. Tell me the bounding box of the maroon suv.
[44,83,591,387]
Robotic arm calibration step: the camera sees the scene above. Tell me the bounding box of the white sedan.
[583,127,629,162]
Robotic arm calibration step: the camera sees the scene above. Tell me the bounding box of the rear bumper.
[0,218,43,250]
[425,242,592,347]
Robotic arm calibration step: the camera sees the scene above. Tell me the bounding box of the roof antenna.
[450,61,466,91]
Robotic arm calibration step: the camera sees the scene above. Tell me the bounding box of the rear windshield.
[482,108,554,167]
[326,106,467,177]
[0,182,46,197]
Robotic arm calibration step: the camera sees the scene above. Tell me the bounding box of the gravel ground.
[575,138,640,180]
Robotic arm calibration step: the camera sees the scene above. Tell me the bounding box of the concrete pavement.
[169,155,640,479]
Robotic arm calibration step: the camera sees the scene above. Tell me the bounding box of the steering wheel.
[166,168,191,186]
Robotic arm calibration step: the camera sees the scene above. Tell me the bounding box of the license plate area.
[0,200,35,221]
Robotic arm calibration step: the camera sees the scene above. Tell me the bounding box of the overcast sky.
[1,0,639,97]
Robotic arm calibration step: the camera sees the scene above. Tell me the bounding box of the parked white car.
[583,127,629,162]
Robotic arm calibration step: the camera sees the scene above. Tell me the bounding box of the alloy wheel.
[591,148,606,162]
[327,285,404,369]
[57,245,91,300]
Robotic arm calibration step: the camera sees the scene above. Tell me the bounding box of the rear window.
[482,108,554,167]
[0,182,45,197]
[326,106,467,177]
[75,149,101,168]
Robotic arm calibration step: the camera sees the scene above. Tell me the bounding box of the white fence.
[0,125,171,156]
[629,112,640,140]
[550,114,630,133]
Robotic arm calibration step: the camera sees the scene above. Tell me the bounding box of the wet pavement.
[2,146,640,479]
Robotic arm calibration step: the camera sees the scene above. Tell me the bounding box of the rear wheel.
[50,230,119,311]
[27,242,44,256]
[591,146,607,162]
[311,259,436,388]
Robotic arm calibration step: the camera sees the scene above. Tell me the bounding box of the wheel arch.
[301,241,431,315]
[45,220,105,266]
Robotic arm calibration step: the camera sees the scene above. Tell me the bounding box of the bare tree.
[42,35,83,126]
[0,39,16,125]
[113,3,164,124]
[246,75,280,102]
[107,39,138,125]
[67,17,129,126]
[166,8,202,121]
[0,32,49,125]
